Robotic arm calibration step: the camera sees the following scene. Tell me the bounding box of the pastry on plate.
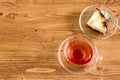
[87,8,107,34]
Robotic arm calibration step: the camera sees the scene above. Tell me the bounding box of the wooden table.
[0,0,120,80]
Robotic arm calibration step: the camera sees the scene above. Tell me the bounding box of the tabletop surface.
[0,0,120,80]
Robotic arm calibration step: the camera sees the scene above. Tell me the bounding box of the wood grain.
[0,0,120,80]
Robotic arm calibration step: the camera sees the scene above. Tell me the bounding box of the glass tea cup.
[58,36,103,74]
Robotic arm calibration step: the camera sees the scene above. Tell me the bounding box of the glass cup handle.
[96,55,103,62]
[85,55,103,74]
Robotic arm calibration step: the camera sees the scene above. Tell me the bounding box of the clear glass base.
[58,36,120,75]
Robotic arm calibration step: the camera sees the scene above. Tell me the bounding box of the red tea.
[65,39,93,65]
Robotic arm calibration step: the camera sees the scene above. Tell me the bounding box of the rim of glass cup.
[79,4,118,40]
[58,36,102,74]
